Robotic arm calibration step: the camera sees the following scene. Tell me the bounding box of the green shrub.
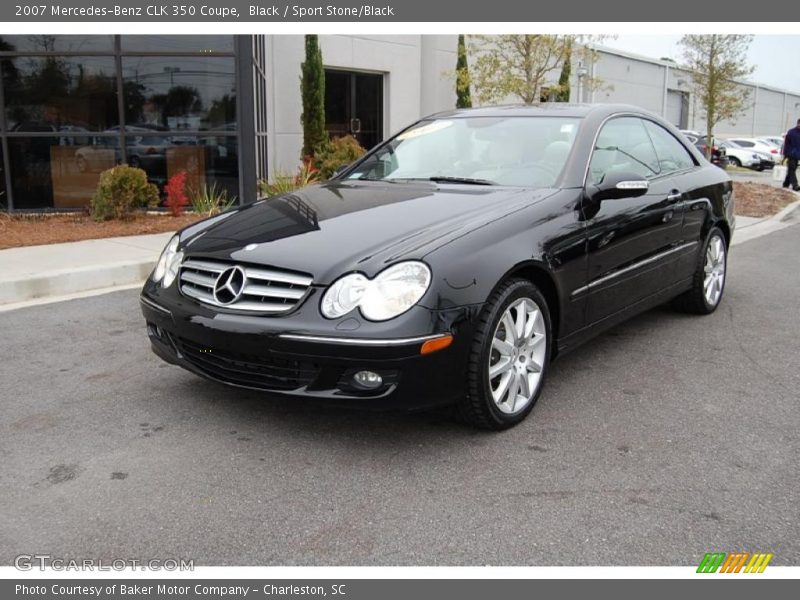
[315,135,366,179]
[90,165,159,221]
[258,160,320,197]
[189,183,236,217]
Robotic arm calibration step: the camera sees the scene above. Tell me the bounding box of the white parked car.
[718,140,768,170]
[727,137,781,164]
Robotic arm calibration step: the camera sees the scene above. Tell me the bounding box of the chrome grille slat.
[244,266,313,286]
[180,271,217,289]
[181,284,216,304]
[178,258,312,314]
[243,283,306,300]
[182,259,227,273]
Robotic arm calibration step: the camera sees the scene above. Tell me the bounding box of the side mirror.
[587,171,649,201]
[332,163,351,178]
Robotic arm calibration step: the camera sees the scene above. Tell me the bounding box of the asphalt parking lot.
[1,225,799,566]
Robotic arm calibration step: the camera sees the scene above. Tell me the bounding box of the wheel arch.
[716,219,732,249]
[499,261,562,355]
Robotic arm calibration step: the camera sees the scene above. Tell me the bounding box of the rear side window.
[734,140,754,148]
[643,121,696,174]
[589,117,659,184]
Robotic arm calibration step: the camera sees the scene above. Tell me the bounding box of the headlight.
[320,261,431,321]
[320,273,369,319]
[151,234,183,288]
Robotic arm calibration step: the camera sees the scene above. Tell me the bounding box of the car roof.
[427,103,657,120]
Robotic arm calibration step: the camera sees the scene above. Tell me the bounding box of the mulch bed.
[0,212,204,250]
[733,181,798,218]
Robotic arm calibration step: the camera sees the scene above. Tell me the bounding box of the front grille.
[179,258,313,313]
[172,335,319,391]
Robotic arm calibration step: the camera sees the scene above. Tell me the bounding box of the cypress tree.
[456,34,472,109]
[301,35,328,159]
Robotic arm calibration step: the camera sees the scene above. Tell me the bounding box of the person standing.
[781,119,800,191]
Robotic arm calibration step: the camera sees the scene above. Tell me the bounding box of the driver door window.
[643,120,696,174]
[589,117,659,185]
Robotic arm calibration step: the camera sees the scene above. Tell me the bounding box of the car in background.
[684,134,728,169]
[761,136,784,152]
[728,137,781,163]
[75,126,164,173]
[718,140,773,171]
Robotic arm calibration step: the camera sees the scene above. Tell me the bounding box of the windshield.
[346,116,581,187]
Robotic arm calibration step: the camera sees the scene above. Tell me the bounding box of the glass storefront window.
[0,35,114,53]
[0,36,242,210]
[4,56,119,132]
[121,57,236,131]
[8,137,107,209]
[125,134,239,204]
[121,36,234,53]
[0,144,6,210]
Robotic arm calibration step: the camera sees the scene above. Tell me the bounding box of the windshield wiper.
[427,176,497,185]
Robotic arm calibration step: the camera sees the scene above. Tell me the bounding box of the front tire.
[672,227,728,314]
[459,279,552,430]
[728,157,741,168]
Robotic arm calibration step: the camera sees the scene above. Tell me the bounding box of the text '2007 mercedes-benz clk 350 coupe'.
[140,104,734,430]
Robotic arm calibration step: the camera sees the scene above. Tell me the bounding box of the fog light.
[352,370,383,389]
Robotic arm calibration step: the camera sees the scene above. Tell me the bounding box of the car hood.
[179,181,555,284]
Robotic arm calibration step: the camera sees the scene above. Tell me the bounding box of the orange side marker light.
[420,334,453,355]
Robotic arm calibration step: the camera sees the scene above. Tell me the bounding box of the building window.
[0,144,6,210]
[0,35,114,53]
[121,35,234,53]
[0,35,241,211]
[324,69,384,151]
[8,137,107,209]
[121,57,236,131]
[4,56,119,132]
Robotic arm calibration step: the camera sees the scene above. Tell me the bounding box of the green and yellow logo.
[697,552,773,573]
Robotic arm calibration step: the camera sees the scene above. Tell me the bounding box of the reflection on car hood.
[180,181,555,284]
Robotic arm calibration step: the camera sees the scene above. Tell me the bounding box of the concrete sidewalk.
[0,232,173,308]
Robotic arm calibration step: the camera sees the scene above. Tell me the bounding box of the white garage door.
[666,90,687,128]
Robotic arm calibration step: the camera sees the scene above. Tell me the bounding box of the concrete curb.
[0,231,172,307]
[776,197,800,222]
[732,196,800,246]
[0,258,156,305]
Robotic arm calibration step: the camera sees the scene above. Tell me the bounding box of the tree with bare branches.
[467,35,602,105]
[680,34,754,158]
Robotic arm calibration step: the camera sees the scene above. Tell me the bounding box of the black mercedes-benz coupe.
[140,104,734,429]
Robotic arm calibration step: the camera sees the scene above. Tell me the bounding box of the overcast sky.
[602,35,800,91]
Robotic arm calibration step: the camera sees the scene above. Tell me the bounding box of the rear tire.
[672,227,727,314]
[459,279,552,430]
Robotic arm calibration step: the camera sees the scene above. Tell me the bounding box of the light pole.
[163,66,180,86]
[576,63,588,103]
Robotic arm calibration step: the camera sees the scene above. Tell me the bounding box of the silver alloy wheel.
[488,297,547,414]
[703,235,726,307]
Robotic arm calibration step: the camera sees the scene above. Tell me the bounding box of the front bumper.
[139,281,479,411]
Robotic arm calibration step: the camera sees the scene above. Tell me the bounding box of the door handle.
[666,190,682,201]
